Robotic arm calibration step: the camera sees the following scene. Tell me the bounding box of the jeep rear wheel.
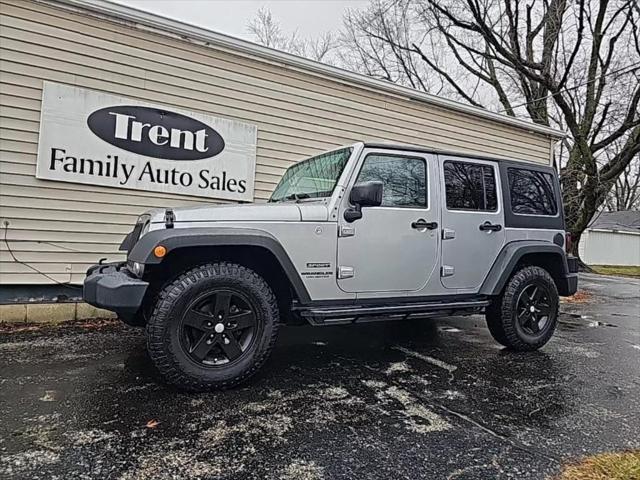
[147,262,279,391]
[486,266,559,351]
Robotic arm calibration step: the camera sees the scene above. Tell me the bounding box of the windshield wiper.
[285,192,310,202]
[270,192,330,203]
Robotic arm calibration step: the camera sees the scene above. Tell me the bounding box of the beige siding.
[0,0,556,284]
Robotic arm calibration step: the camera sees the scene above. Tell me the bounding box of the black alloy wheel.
[485,265,559,351]
[146,262,279,391]
[180,289,257,366]
[515,284,552,337]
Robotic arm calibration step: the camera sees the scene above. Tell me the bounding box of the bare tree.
[604,157,640,210]
[248,7,337,63]
[247,7,285,49]
[340,0,640,258]
[339,2,435,91]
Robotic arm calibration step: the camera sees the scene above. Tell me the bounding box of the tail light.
[565,232,573,253]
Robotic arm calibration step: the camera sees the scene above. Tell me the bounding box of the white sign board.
[36,82,257,201]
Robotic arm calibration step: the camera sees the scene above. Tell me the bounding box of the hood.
[147,201,329,224]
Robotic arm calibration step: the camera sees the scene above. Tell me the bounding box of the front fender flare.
[128,227,311,303]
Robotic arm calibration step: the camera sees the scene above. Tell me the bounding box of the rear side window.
[508,168,558,216]
[444,160,497,211]
[357,154,427,208]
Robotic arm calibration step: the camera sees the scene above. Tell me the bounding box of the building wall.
[579,229,640,266]
[0,0,557,285]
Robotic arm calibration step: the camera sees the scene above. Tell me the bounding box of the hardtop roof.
[361,142,556,169]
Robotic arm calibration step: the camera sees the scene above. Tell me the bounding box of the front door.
[337,149,439,293]
[439,156,506,290]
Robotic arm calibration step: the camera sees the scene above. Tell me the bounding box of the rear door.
[439,156,505,290]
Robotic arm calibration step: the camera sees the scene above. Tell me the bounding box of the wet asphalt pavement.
[1,273,639,480]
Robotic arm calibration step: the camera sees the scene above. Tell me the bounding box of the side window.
[444,160,497,211]
[356,154,427,208]
[508,168,558,215]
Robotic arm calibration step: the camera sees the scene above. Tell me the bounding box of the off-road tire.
[146,262,279,391]
[484,301,508,345]
[486,266,559,351]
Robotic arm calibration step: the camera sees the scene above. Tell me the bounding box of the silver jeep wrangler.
[84,142,578,390]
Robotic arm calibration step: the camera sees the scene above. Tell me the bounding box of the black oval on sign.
[87,106,225,160]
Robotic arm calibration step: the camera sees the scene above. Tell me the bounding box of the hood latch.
[164,208,175,229]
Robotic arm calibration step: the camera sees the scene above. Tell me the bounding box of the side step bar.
[297,299,490,326]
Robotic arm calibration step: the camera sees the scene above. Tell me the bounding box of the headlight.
[128,260,144,278]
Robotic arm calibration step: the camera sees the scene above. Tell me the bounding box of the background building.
[0,0,563,311]
[579,211,640,267]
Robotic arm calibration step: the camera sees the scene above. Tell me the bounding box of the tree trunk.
[568,229,595,272]
[569,229,582,258]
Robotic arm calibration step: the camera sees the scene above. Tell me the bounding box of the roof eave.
[43,0,567,140]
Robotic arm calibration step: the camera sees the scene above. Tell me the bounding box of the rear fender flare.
[480,241,569,296]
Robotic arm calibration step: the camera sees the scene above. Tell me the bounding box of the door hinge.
[441,265,455,277]
[442,228,455,240]
[339,225,356,237]
[338,266,354,279]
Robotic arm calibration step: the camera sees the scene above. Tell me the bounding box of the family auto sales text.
[48,147,247,193]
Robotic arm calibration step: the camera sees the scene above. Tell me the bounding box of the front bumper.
[83,262,148,320]
[558,255,579,296]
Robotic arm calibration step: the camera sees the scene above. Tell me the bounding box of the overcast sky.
[112,0,368,41]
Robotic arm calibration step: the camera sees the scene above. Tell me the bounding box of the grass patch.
[590,265,640,278]
[554,450,640,480]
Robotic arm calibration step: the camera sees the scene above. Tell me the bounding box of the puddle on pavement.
[610,312,637,318]
[559,312,617,330]
[438,326,462,333]
[585,320,617,328]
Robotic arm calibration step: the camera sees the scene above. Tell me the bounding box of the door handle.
[412,219,438,230]
[479,221,502,232]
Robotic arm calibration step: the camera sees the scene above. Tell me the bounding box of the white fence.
[579,229,640,266]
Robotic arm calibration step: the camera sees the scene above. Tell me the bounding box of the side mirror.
[350,181,383,207]
[344,181,383,223]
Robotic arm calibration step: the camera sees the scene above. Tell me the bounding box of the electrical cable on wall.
[2,221,82,290]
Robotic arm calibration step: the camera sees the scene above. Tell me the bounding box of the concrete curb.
[0,302,116,324]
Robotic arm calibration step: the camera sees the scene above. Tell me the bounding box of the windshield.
[269,147,353,202]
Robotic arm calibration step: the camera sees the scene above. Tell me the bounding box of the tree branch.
[411,43,485,107]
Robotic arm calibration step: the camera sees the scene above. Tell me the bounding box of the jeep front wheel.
[485,266,559,351]
[146,262,279,391]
